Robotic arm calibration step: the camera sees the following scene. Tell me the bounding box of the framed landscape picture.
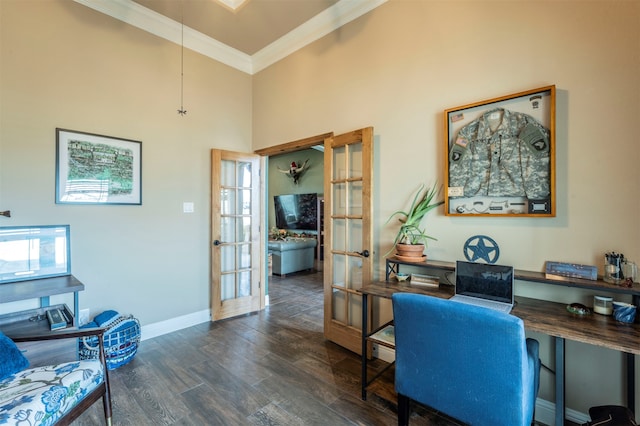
[56,128,142,205]
[444,86,556,217]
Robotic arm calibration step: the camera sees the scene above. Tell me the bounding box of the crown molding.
[214,0,249,12]
[251,0,387,74]
[73,0,387,75]
[73,0,253,73]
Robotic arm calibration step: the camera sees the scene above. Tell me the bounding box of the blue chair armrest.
[526,337,541,408]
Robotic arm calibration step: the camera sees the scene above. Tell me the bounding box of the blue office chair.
[392,293,540,426]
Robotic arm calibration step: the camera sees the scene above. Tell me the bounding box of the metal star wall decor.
[463,235,500,263]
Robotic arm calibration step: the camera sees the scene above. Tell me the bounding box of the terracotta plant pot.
[395,243,425,259]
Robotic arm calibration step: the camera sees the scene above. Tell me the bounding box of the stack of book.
[410,273,440,287]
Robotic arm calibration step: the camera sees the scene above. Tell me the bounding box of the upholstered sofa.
[268,238,317,276]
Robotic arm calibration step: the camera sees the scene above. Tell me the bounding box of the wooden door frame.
[254,132,334,157]
[255,132,334,301]
[256,129,373,356]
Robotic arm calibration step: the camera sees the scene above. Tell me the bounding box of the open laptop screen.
[455,261,514,304]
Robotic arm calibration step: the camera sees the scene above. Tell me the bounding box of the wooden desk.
[514,297,640,355]
[0,276,85,366]
[0,275,85,323]
[359,281,640,425]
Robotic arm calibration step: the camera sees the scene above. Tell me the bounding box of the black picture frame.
[56,128,142,205]
[444,86,555,217]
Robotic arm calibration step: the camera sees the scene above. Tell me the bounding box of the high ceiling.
[76,0,386,73]
[133,0,340,56]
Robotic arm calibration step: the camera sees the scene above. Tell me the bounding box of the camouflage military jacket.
[448,108,550,198]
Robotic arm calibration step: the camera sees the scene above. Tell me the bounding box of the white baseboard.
[371,344,589,426]
[534,398,589,426]
[140,309,210,341]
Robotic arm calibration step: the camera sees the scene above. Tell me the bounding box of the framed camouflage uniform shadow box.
[445,85,555,217]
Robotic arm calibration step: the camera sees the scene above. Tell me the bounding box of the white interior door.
[323,128,373,354]
[210,149,263,321]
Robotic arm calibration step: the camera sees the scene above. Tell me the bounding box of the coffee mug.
[612,302,637,324]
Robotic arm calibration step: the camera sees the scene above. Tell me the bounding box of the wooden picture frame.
[56,128,142,205]
[444,85,556,217]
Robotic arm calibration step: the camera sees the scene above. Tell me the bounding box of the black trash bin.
[583,405,637,426]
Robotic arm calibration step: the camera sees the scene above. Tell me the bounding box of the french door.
[210,149,263,321]
[323,127,374,354]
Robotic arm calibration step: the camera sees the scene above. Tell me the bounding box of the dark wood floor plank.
[188,359,272,418]
[142,330,212,367]
[256,351,346,406]
[135,347,203,394]
[119,361,192,425]
[246,401,306,426]
[199,340,273,387]
[178,382,251,426]
[328,392,398,426]
[253,373,353,426]
[293,352,361,395]
[74,269,559,425]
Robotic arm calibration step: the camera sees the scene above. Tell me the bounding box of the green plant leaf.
[384,182,444,256]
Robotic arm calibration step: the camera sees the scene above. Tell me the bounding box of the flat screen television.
[274,193,318,231]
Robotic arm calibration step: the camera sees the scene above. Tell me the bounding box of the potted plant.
[385,183,444,259]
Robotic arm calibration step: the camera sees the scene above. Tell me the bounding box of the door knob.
[356,250,370,258]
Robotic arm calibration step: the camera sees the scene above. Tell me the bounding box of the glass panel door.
[211,150,262,320]
[323,128,373,354]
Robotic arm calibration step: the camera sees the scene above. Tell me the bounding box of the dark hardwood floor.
[74,271,562,425]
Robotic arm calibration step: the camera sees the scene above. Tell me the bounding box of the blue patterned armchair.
[0,328,112,425]
[392,293,540,426]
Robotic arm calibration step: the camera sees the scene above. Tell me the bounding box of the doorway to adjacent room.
[255,128,374,356]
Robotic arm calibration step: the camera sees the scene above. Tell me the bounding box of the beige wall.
[1,0,639,419]
[253,0,640,417]
[0,0,252,323]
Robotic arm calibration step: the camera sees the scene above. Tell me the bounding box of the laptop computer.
[450,260,515,313]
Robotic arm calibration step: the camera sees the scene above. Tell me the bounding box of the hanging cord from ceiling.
[177,0,187,116]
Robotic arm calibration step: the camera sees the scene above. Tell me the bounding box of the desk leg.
[555,337,565,426]
[361,293,368,400]
[386,259,399,281]
[628,353,635,417]
[73,291,79,327]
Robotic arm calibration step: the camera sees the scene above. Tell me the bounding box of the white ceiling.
[74,0,387,74]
